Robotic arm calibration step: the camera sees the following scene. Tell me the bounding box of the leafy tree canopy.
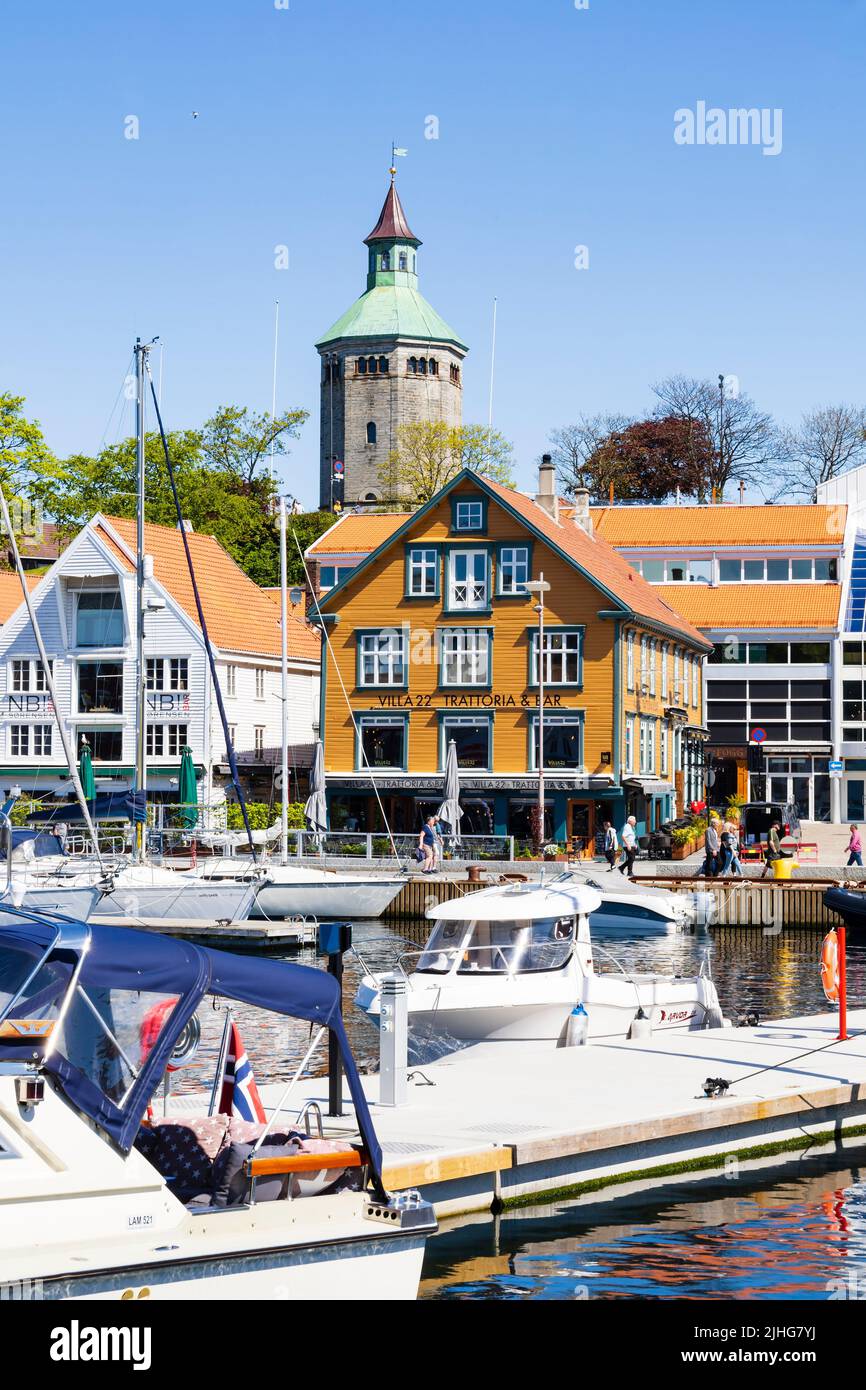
[381,421,515,503]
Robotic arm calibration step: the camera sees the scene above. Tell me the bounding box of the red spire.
[365,180,421,246]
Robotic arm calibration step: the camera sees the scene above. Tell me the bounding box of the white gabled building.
[0,514,320,811]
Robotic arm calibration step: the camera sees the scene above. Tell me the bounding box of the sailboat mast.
[279,496,289,866]
[134,338,149,862]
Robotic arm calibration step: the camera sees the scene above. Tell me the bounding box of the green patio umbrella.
[178,745,198,830]
[78,739,95,804]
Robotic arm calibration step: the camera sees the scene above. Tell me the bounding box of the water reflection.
[420,1149,866,1300]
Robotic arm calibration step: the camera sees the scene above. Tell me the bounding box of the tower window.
[357,358,367,374]
[408,357,417,374]
[381,251,390,271]
[399,251,408,271]
[429,358,438,375]
[367,356,377,374]
[366,422,377,445]
[450,364,461,384]
[378,356,389,374]
[418,357,427,375]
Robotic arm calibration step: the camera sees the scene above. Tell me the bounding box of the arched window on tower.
[381,251,390,271]
[367,356,377,374]
[378,356,389,374]
[357,357,367,374]
[366,422,377,446]
[429,358,438,376]
[399,251,408,271]
[408,357,417,374]
[418,357,427,375]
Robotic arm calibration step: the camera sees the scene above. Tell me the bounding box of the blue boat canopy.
[0,915,383,1192]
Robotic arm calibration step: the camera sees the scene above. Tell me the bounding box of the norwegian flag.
[218,1022,266,1123]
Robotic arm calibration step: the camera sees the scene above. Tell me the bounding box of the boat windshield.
[54,987,181,1107]
[417,916,575,974]
[0,936,71,1039]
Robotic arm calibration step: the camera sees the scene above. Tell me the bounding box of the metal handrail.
[295,1099,324,1139]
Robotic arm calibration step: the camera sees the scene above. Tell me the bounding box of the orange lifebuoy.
[821,931,839,1004]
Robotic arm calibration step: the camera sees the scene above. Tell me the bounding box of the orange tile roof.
[0,572,39,623]
[654,583,841,629]
[482,482,711,648]
[589,504,846,547]
[97,517,319,661]
[307,512,409,555]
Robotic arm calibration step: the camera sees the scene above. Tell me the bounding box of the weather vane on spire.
[390,142,408,179]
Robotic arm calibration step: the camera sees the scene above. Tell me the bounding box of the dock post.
[379,972,408,1107]
[838,926,848,1041]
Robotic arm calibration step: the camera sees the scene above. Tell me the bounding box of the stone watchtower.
[316,174,468,508]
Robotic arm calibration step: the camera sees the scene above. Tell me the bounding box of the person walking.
[720,819,743,877]
[602,820,619,870]
[847,824,863,868]
[618,816,637,878]
[702,818,721,877]
[432,816,445,870]
[418,815,438,873]
[760,820,783,878]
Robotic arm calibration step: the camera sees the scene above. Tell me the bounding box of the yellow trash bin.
[772,857,796,880]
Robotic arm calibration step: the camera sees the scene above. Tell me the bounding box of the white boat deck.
[228,1010,866,1214]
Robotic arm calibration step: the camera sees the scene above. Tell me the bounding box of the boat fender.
[821,930,840,1004]
[629,1006,652,1041]
[565,1002,589,1047]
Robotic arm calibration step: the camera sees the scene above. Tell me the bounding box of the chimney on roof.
[572,487,593,537]
[535,454,559,521]
[178,519,194,533]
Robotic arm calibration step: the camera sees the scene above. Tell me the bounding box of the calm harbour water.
[180,917,866,1300]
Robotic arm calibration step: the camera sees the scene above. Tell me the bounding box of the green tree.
[0,394,61,553]
[381,421,515,503]
[202,405,308,483]
[286,510,340,586]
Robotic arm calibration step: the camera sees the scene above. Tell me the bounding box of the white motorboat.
[550,867,698,934]
[355,879,725,1045]
[0,913,435,1300]
[193,859,405,920]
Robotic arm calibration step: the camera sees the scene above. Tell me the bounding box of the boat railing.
[350,935,425,982]
[295,1099,324,1139]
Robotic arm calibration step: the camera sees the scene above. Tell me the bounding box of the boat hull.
[26,1234,427,1302]
[824,887,866,933]
[250,877,404,921]
[0,885,103,922]
[94,878,258,923]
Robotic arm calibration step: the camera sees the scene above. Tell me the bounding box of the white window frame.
[359,631,407,688]
[626,631,635,692]
[448,549,488,609]
[673,646,682,702]
[692,654,699,707]
[640,718,656,773]
[226,665,237,697]
[170,658,189,692]
[624,714,635,773]
[660,720,669,776]
[532,630,582,686]
[441,715,492,772]
[440,629,491,687]
[649,639,657,696]
[454,500,483,531]
[640,636,649,691]
[254,726,265,756]
[661,643,669,699]
[255,668,265,700]
[499,546,530,595]
[10,725,29,757]
[407,547,438,597]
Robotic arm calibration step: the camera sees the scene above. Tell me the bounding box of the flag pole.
[208,1008,234,1116]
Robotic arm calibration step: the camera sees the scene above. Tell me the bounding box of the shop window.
[78,662,123,714]
[529,714,583,771]
[358,716,406,770]
[440,716,491,770]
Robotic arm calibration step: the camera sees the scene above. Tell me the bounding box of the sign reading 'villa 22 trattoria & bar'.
[372,692,575,709]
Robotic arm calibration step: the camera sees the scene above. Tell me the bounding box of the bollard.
[379,972,408,1107]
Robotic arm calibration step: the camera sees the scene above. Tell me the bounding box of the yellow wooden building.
[306,461,711,850]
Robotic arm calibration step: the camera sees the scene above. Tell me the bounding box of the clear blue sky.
[1,0,864,505]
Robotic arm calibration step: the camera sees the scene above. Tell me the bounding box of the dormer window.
[452,496,487,532]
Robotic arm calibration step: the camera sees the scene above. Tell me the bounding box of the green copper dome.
[316,284,467,350]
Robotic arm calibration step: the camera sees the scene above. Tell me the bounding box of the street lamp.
[524,574,551,854]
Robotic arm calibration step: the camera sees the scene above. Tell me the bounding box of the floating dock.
[214,1010,866,1216]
